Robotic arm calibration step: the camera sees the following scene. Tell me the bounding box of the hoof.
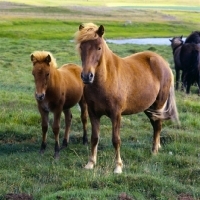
[85,162,94,169]
[152,144,161,154]
[39,149,45,155]
[60,139,68,150]
[83,137,88,145]
[54,152,60,160]
[114,165,122,174]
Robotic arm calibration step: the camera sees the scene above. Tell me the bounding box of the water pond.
[106,38,186,45]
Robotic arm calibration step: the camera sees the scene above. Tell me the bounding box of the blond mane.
[31,51,57,68]
[74,23,102,52]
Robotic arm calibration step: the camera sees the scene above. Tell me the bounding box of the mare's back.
[59,64,82,85]
[124,51,169,74]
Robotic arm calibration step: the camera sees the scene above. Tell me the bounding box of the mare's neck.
[97,41,120,83]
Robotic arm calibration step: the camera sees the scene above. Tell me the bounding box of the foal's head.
[75,23,105,84]
[169,36,183,50]
[31,51,56,101]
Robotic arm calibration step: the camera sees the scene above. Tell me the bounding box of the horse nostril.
[36,93,45,101]
[81,72,84,79]
[89,73,94,79]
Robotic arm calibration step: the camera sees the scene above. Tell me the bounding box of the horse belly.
[122,93,157,115]
[121,79,160,115]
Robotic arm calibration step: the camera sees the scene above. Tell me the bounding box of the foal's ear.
[169,39,172,42]
[79,24,84,30]
[45,54,51,65]
[97,25,104,37]
[180,35,183,39]
[31,54,37,63]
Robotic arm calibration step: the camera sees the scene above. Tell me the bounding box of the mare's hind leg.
[148,118,162,154]
[78,96,88,145]
[151,119,162,154]
[39,108,49,155]
[61,109,72,149]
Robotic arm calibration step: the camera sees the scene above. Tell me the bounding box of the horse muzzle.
[35,93,45,101]
[81,72,94,84]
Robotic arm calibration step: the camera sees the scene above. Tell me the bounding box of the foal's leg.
[39,108,49,154]
[85,113,100,170]
[111,113,123,174]
[150,119,162,154]
[61,109,72,149]
[78,96,88,144]
[52,111,62,159]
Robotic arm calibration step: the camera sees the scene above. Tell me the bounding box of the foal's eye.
[98,47,101,50]
[46,72,49,77]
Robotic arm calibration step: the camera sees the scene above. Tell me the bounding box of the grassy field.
[0,1,200,200]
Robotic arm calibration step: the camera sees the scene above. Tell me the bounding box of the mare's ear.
[79,24,84,30]
[169,39,172,42]
[97,25,104,37]
[180,35,183,39]
[45,54,51,65]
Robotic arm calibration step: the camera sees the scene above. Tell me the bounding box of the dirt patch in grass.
[4,193,33,200]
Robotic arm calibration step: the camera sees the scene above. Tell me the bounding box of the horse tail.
[146,70,180,124]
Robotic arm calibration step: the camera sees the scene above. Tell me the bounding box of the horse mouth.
[82,79,93,84]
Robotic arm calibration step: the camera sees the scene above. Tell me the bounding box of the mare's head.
[185,31,200,44]
[31,51,56,101]
[169,36,183,50]
[75,23,105,84]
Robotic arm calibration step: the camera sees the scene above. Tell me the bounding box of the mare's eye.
[98,47,101,50]
[46,72,49,77]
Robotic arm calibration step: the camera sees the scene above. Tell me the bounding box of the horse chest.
[85,87,123,116]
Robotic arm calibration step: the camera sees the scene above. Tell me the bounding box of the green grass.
[0,2,200,200]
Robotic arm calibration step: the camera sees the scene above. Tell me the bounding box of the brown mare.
[75,23,179,173]
[31,51,88,158]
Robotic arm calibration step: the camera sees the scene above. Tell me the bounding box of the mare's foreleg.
[52,111,62,159]
[61,109,72,149]
[85,112,100,170]
[111,113,123,174]
[39,108,49,154]
[78,96,88,145]
[150,119,162,154]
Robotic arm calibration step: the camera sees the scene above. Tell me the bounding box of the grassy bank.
[0,1,200,200]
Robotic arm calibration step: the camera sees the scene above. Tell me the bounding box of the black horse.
[169,36,184,90]
[170,36,200,95]
[185,31,200,44]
